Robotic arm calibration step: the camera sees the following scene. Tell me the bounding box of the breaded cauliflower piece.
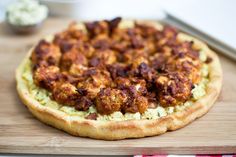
[77,68,112,99]
[96,88,128,115]
[122,96,148,114]
[33,65,60,90]
[31,40,61,67]
[155,72,192,107]
[52,82,79,106]
[60,48,88,71]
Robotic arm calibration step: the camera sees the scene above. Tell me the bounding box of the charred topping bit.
[85,21,109,38]
[137,62,157,82]
[130,35,144,49]
[57,39,74,53]
[86,17,122,39]
[106,17,122,34]
[171,41,199,59]
[122,96,148,114]
[30,17,209,116]
[146,92,157,103]
[115,77,148,97]
[89,57,103,67]
[135,22,159,39]
[92,38,111,50]
[155,72,192,107]
[205,56,213,64]
[150,54,167,72]
[76,87,88,96]
[85,113,98,120]
[83,67,97,76]
[75,97,93,111]
[107,63,129,79]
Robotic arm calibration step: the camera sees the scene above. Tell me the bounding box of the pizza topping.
[96,88,128,115]
[60,47,88,71]
[191,78,208,100]
[115,77,147,96]
[33,65,60,90]
[52,82,79,106]
[31,40,61,67]
[75,97,93,111]
[85,113,98,120]
[155,72,192,107]
[76,87,88,96]
[205,56,213,64]
[122,96,148,114]
[30,17,211,117]
[77,68,112,99]
[91,49,117,65]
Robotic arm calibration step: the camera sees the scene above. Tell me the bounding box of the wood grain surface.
[0,18,236,155]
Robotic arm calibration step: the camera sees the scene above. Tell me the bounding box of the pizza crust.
[16,20,222,140]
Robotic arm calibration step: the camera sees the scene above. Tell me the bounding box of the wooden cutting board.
[0,18,235,155]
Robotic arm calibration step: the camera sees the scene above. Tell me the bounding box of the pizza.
[16,17,222,140]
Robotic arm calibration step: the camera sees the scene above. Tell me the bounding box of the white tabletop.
[162,0,236,50]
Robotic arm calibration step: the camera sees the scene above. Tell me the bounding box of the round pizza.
[16,17,222,140]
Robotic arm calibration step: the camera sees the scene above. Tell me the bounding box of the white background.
[0,0,236,49]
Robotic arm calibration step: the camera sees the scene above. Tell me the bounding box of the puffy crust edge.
[15,20,222,140]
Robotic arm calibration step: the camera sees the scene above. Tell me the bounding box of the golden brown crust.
[16,20,222,140]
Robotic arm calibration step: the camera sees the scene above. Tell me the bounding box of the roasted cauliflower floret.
[106,63,128,79]
[96,88,128,115]
[77,68,112,99]
[52,82,79,106]
[155,72,192,107]
[31,40,61,67]
[78,42,95,58]
[91,49,117,65]
[156,26,178,48]
[115,77,147,96]
[123,49,148,65]
[171,41,199,60]
[75,97,93,111]
[91,35,111,50]
[122,96,148,114]
[85,17,121,39]
[137,62,157,82]
[135,23,158,39]
[52,82,93,111]
[166,52,201,84]
[60,48,88,71]
[53,23,88,45]
[54,38,78,53]
[115,77,132,88]
[131,56,149,69]
[33,65,60,90]
[85,20,109,38]
[167,58,201,84]
[69,64,88,75]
